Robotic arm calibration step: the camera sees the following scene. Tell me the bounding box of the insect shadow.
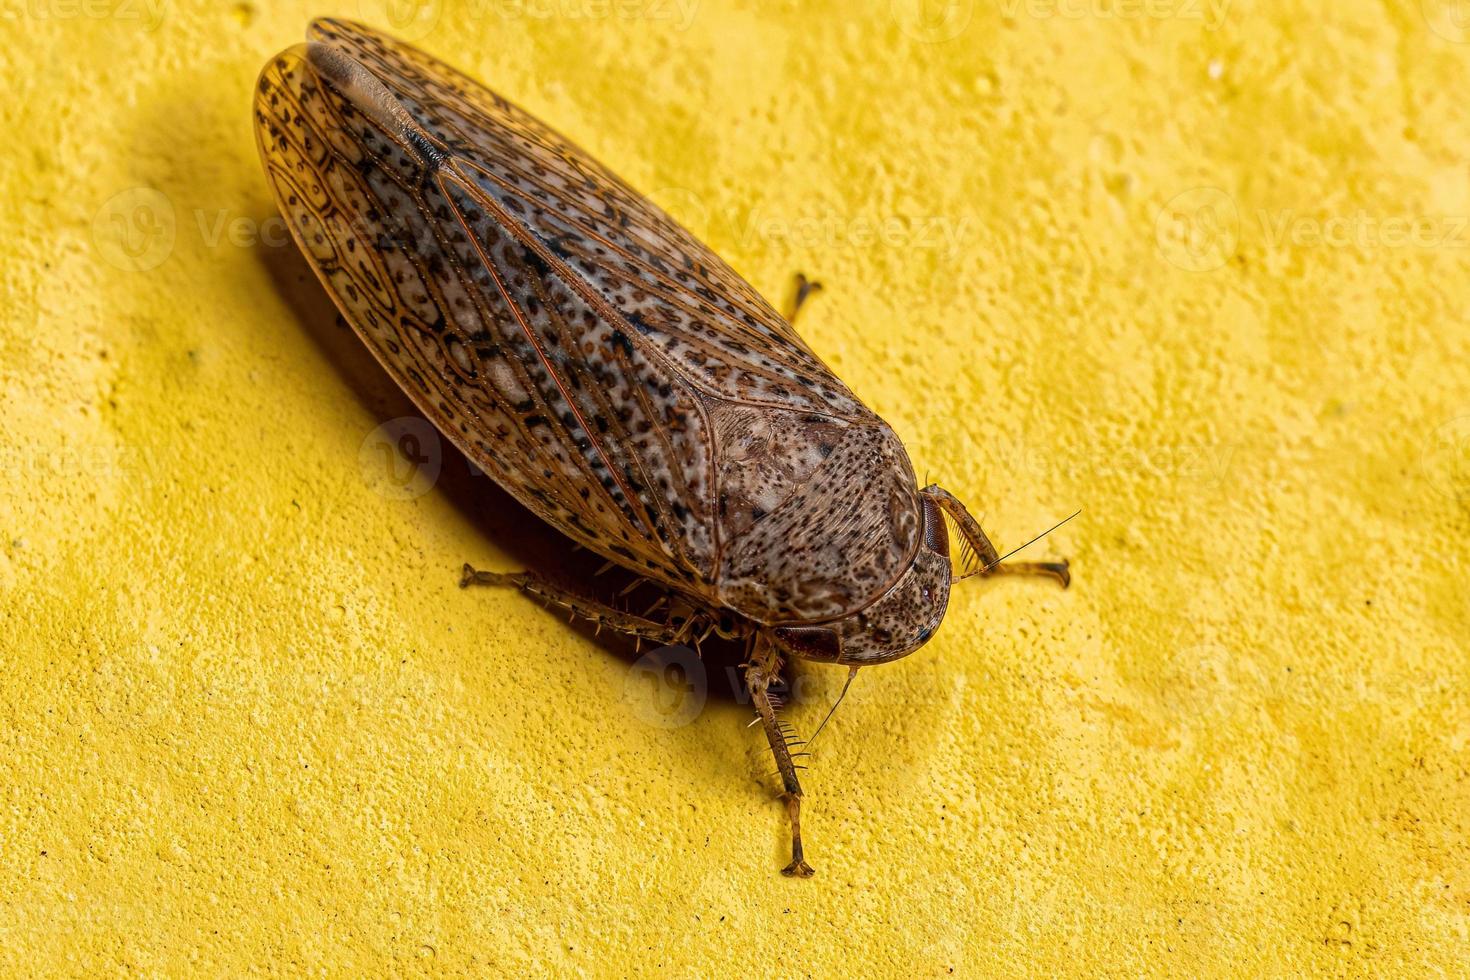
[255,240,762,708]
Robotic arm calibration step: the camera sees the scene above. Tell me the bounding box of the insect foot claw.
[460,564,518,589]
[1051,560,1071,589]
[782,858,816,878]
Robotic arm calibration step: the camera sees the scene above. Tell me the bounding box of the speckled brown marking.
[254,19,1070,878]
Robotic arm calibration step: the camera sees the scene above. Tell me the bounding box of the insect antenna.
[980,510,1081,572]
[805,666,860,754]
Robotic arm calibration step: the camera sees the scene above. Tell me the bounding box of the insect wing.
[254,19,885,610]
[302,18,864,411]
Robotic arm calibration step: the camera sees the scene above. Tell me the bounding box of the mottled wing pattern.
[255,46,711,590]
[254,20,912,621]
[305,21,864,414]
[255,21,882,605]
[303,18,866,419]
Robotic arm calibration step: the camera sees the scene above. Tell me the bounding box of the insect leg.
[460,565,688,645]
[922,485,1070,587]
[785,272,823,324]
[746,635,815,878]
[980,559,1071,586]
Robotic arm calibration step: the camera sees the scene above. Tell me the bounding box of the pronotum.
[254,18,1069,877]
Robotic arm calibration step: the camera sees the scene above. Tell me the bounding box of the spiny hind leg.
[785,272,823,324]
[981,559,1071,586]
[921,484,1070,587]
[460,565,688,646]
[746,636,814,878]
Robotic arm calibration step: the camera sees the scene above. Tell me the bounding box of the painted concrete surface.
[2,0,1468,973]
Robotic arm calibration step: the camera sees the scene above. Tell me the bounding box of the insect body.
[254,19,1068,877]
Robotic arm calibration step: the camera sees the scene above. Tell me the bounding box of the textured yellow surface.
[4,0,1470,973]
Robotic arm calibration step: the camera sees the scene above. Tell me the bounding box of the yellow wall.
[3,0,1469,974]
